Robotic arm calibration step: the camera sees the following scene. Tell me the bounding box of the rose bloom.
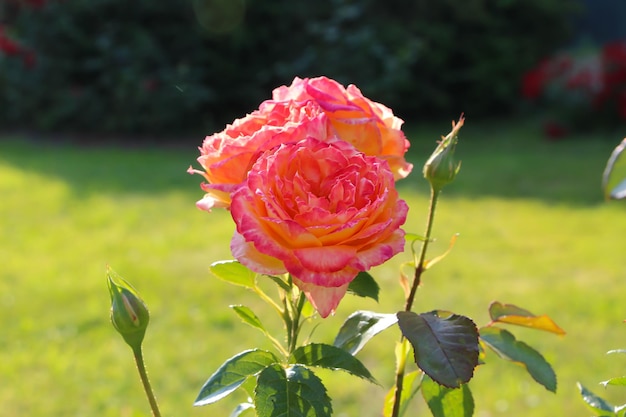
[230,137,408,318]
[188,100,329,211]
[272,76,413,180]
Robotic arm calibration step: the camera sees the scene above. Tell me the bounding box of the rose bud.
[107,267,150,350]
[423,116,464,192]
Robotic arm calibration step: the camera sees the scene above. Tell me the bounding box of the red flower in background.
[521,56,573,99]
[521,63,547,100]
[0,26,22,56]
[598,41,626,115]
[24,0,47,8]
[618,91,626,120]
[0,24,38,69]
[6,0,47,8]
[543,121,568,141]
[523,40,626,128]
[21,50,36,68]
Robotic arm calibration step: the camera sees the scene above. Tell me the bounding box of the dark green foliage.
[0,0,579,138]
[397,310,479,389]
[254,364,332,417]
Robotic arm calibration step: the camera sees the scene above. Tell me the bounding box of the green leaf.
[210,260,255,288]
[382,370,422,417]
[230,305,267,333]
[289,343,378,384]
[241,376,257,398]
[578,382,617,416]
[254,364,332,417]
[230,402,255,417]
[195,349,279,406]
[405,232,427,242]
[397,311,479,388]
[488,301,565,335]
[601,376,626,387]
[421,374,474,417]
[602,138,626,200]
[480,327,557,392]
[334,311,398,355]
[266,274,291,292]
[347,271,379,301]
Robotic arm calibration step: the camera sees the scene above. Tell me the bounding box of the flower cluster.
[522,40,626,135]
[0,14,38,69]
[0,0,53,63]
[189,76,411,317]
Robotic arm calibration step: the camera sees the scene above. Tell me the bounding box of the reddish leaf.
[488,302,565,335]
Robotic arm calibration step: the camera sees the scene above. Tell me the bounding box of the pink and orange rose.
[188,100,330,211]
[189,76,412,212]
[191,76,411,316]
[230,137,408,317]
[273,76,413,179]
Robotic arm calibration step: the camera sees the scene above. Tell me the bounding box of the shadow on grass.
[0,119,621,205]
[0,135,203,197]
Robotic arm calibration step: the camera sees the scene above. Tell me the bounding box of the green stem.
[265,332,290,358]
[287,291,306,354]
[404,187,440,312]
[283,294,295,355]
[254,285,285,317]
[391,186,440,417]
[133,347,162,417]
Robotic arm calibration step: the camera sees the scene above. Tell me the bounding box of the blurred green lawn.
[1,120,625,417]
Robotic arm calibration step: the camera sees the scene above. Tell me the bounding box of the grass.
[1,119,626,417]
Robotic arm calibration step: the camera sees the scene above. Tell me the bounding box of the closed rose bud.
[423,116,464,192]
[107,267,150,350]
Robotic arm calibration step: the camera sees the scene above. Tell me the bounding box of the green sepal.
[289,343,378,384]
[106,267,150,350]
[423,117,464,192]
[195,349,279,406]
[347,271,380,301]
[423,233,459,271]
[266,274,291,292]
[254,364,332,417]
[405,232,427,242]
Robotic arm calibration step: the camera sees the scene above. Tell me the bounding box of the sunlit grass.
[1,120,625,417]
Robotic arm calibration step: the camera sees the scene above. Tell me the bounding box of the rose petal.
[230,231,287,275]
[270,76,412,179]
[292,278,350,318]
[292,245,357,273]
[229,131,407,318]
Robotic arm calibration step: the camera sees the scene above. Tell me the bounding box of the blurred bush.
[522,40,626,137]
[0,0,579,137]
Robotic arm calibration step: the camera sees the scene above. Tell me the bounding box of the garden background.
[2,0,626,416]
